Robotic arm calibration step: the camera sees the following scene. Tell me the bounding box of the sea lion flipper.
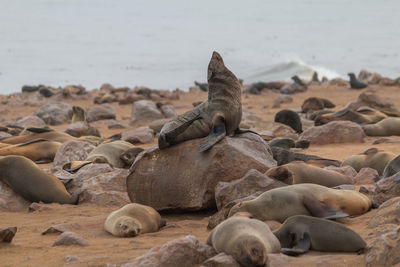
[303,197,349,219]
[199,116,226,152]
[26,127,53,133]
[63,161,92,174]
[233,128,261,137]
[17,138,48,147]
[294,232,311,252]
[280,248,307,256]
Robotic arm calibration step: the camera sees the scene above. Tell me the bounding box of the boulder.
[0,227,17,243]
[368,197,400,228]
[34,102,73,125]
[52,140,95,171]
[0,132,12,139]
[14,115,46,128]
[373,173,400,206]
[52,231,87,247]
[86,104,116,122]
[127,133,276,211]
[65,122,100,138]
[353,168,379,185]
[201,253,240,267]
[324,165,358,178]
[121,126,154,144]
[123,235,216,267]
[148,118,172,134]
[0,180,30,211]
[131,100,163,123]
[214,169,286,210]
[365,224,400,266]
[272,94,293,108]
[299,121,365,145]
[160,105,177,118]
[58,164,130,206]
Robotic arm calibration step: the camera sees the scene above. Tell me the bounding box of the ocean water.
[0,0,399,94]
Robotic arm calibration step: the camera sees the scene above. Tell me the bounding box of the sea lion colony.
[1,52,400,266]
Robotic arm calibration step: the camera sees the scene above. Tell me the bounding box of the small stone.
[52,232,87,247]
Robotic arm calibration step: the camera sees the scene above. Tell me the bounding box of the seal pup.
[301,97,335,113]
[270,146,340,166]
[71,106,86,123]
[0,139,61,163]
[104,203,165,237]
[228,183,371,223]
[207,216,280,267]
[274,109,302,133]
[274,215,366,255]
[158,51,242,152]
[0,155,77,204]
[348,73,367,89]
[341,148,396,175]
[362,118,400,136]
[265,161,353,187]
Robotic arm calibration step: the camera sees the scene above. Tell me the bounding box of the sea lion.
[274,215,366,255]
[71,106,86,123]
[382,155,400,178]
[206,216,280,267]
[315,106,386,126]
[0,139,61,163]
[311,72,319,83]
[348,73,368,89]
[362,118,400,136]
[341,148,396,175]
[0,155,77,204]
[158,51,242,152]
[104,203,165,237]
[270,146,341,166]
[0,128,75,144]
[228,183,371,223]
[265,161,353,187]
[274,109,302,133]
[269,138,310,150]
[301,97,335,113]
[120,147,145,167]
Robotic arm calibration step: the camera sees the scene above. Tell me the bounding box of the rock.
[60,164,130,206]
[0,227,17,243]
[119,93,145,105]
[0,132,12,139]
[214,169,286,210]
[160,105,177,118]
[13,115,46,128]
[127,133,276,212]
[373,173,400,206]
[207,194,259,230]
[271,123,298,138]
[52,140,95,170]
[357,91,400,116]
[353,168,379,185]
[121,126,154,144]
[365,224,400,266]
[201,253,240,267]
[324,165,358,178]
[299,121,365,145]
[28,202,53,212]
[86,104,116,122]
[131,100,164,123]
[332,184,356,190]
[34,102,73,125]
[368,197,400,228]
[328,78,348,86]
[107,121,129,129]
[148,118,172,134]
[64,255,82,264]
[272,95,293,108]
[65,122,100,138]
[123,235,216,267]
[42,223,81,235]
[52,231,87,247]
[0,180,30,211]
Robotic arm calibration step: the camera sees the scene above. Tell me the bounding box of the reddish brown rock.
[201,253,240,267]
[299,121,365,145]
[0,227,17,243]
[127,133,276,212]
[353,168,379,185]
[52,140,95,170]
[86,104,116,122]
[65,122,100,138]
[368,197,400,228]
[365,224,400,266]
[121,126,154,144]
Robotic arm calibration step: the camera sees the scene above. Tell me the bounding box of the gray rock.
[365,224,400,266]
[148,118,172,134]
[86,104,116,122]
[0,132,12,139]
[14,115,46,128]
[0,180,30,211]
[127,133,276,212]
[160,105,177,118]
[373,173,400,206]
[121,126,154,144]
[52,231,87,247]
[131,100,163,123]
[64,255,82,264]
[214,169,286,210]
[52,140,95,170]
[368,197,400,228]
[123,235,216,267]
[34,102,73,125]
[299,121,365,145]
[42,223,81,235]
[0,227,17,243]
[65,122,100,138]
[201,253,240,267]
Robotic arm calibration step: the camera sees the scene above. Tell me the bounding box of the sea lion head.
[234,236,267,267]
[116,216,142,237]
[120,147,144,166]
[207,51,225,81]
[91,155,109,164]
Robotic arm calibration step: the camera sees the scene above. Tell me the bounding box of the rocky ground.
[1,76,400,266]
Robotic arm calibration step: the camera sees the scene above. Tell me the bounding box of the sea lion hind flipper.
[293,232,311,252]
[35,159,52,164]
[199,116,226,152]
[280,248,307,257]
[26,127,53,133]
[159,219,167,228]
[233,128,261,137]
[17,138,49,147]
[63,161,92,174]
[303,197,349,219]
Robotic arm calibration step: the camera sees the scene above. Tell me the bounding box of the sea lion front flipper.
[232,128,261,137]
[199,116,226,152]
[63,161,92,173]
[280,248,307,256]
[303,197,349,219]
[26,127,53,133]
[17,138,48,147]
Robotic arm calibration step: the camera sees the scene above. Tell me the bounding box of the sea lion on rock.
[158,51,243,152]
[228,183,371,223]
[207,216,280,267]
[274,215,366,255]
[104,203,165,237]
[71,106,86,123]
[341,148,396,175]
[265,161,353,187]
[0,139,61,163]
[274,109,302,133]
[362,118,400,136]
[348,73,368,89]
[382,155,400,178]
[0,155,77,204]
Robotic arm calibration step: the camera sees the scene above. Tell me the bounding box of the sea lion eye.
[122,225,128,230]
